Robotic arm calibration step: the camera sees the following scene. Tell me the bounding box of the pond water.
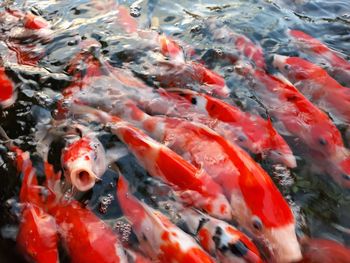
[0,0,350,262]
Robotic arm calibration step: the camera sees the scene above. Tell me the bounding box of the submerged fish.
[116,175,215,263]
[273,54,350,125]
[237,65,350,188]
[288,29,350,85]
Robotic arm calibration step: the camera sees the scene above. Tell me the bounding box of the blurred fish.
[205,18,266,69]
[237,65,350,188]
[273,54,350,125]
[299,238,350,263]
[116,175,215,263]
[288,29,350,85]
[0,133,59,263]
[0,67,16,108]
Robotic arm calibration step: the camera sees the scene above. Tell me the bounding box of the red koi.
[114,101,300,262]
[300,238,350,263]
[238,65,350,187]
[0,67,17,108]
[273,54,350,125]
[288,29,350,84]
[44,164,128,263]
[72,104,232,220]
[6,144,59,263]
[116,175,215,263]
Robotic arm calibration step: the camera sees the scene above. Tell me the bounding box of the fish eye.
[318,137,327,146]
[191,97,197,105]
[341,174,350,181]
[284,65,290,71]
[252,216,263,231]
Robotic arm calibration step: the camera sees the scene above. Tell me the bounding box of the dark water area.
[1,0,350,262]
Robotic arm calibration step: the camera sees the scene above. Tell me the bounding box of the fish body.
[73,105,232,220]
[178,208,262,263]
[0,67,17,108]
[273,54,350,125]
[113,102,301,263]
[9,146,59,263]
[240,66,350,187]
[116,175,215,263]
[288,29,350,84]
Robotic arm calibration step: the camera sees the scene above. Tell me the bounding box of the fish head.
[61,136,106,191]
[273,54,317,82]
[229,160,302,262]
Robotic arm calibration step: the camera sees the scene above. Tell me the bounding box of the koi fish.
[113,101,300,262]
[300,238,350,263]
[44,164,128,263]
[175,206,262,263]
[72,104,232,220]
[288,29,350,84]
[236,65,350,187]
[116,175,215,263]
[273,54,350,125]
[0,67,17,108]
[205,18,266,69]
[61,134,107,192]
[2,138,59,263]
[165,89,296,168]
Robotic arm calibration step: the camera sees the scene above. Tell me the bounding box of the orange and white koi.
[0,67,17,108]
[273,54,350,125]
[288,29,350,84]
[176,207,262,263]
[115,101,300,262]
[72,104,232,220]
[237,65,350,187]
[116,175,215,263]
[165,89,296,168]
